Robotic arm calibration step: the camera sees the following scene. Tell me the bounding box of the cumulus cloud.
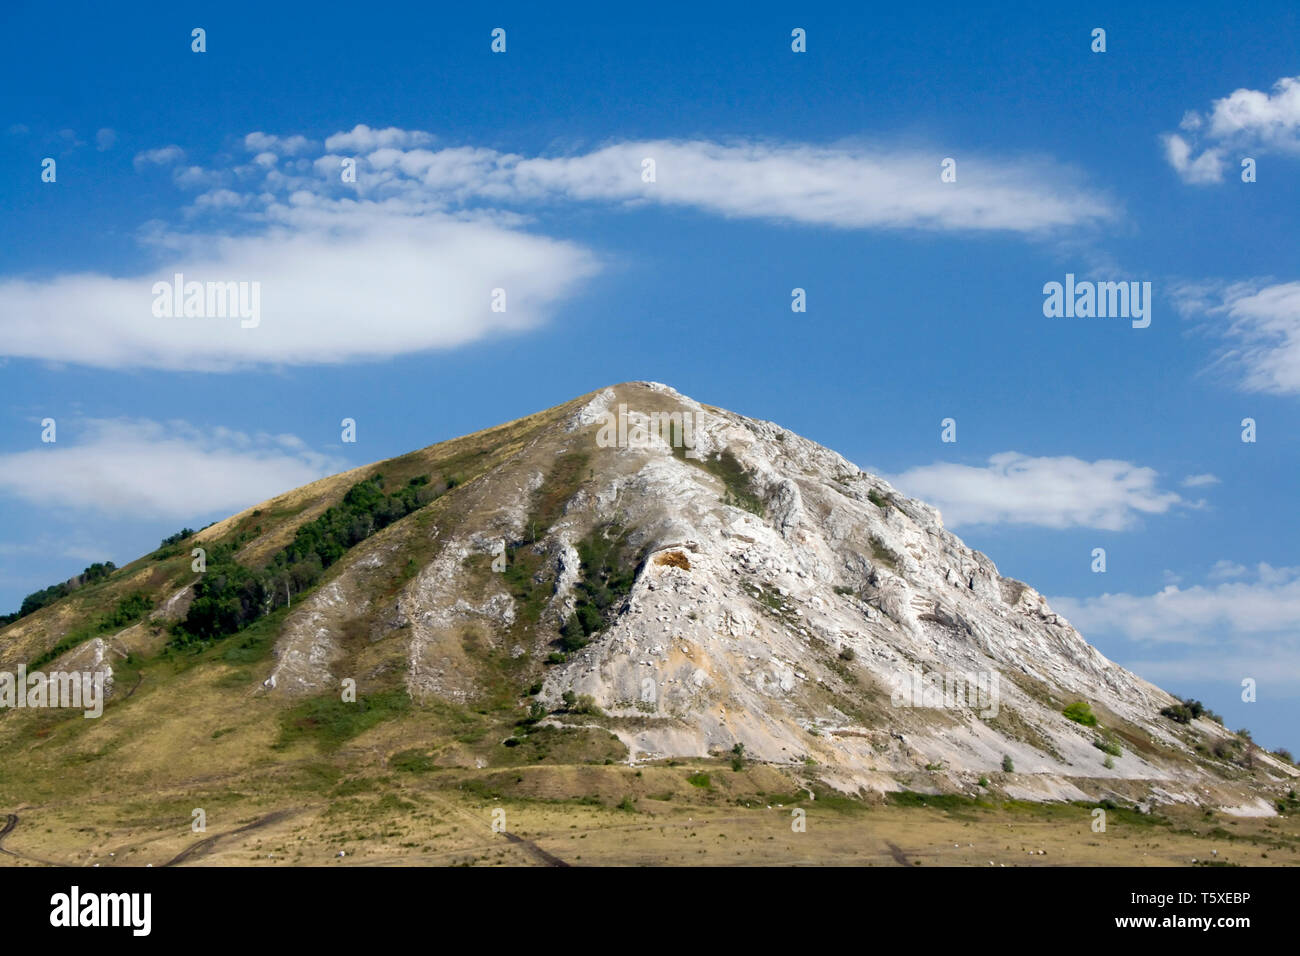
[889,452,1188,530]
[1161,132,1226,184]
[1163,75,1300,183]
[1174,279,1300,395]
[0,419,343,519]
[1205,76,1300,146]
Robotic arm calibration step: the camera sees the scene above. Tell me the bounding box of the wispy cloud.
[1174,278,1300,395]
[890,452,1189,530]
[311,129,1116,234]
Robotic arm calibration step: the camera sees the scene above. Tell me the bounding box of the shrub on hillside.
[1094,732,1122,757]
[6,561,119,623]
[1063,701,1098,726]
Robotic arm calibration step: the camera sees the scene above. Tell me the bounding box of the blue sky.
[1,1,1298,749]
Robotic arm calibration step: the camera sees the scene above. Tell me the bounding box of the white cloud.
[327,136,1115,234]
[0,210,598,371]
[1051,565,1300,687]
[172,165,220,188]
[191,188,249,211]
[1182,473,1220,487]
[559,142,1109,232]
[0,419,343,519]
[1175,279,1300,395]
[1121,652,1300,688]
[324,124,434,153]
[134,145,185,168]
[1163,75,1300,183]
[1054,563,1300,643]
[1161,133,1225,184]
[1209,559,1248,580]
[889,452,1187,530]
[244,131,314,155]
[95,128,117,152]
[1205,76,1300,146]
[1,126,1115,372]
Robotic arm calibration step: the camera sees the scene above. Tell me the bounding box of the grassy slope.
[0,396,592,814]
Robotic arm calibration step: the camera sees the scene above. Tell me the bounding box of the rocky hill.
[1,382,1293,823]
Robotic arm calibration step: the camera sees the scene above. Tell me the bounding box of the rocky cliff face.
[256,382,1292,808]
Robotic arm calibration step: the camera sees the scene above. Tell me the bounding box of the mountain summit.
[1,383,1292,841]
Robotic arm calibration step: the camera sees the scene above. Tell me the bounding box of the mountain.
[0,382,1294,866]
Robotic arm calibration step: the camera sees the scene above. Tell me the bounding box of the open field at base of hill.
[3,759,1298,867]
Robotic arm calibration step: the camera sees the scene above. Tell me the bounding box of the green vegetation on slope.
[559,523,640,652]
[664,419,764,517]
[173,474,439,646]
[1,561,118,626]
[1094,731,1123,757]
[276,690,411,752]
[27,592,155,669]
[149,526,208,560]
[709,449,765,517]
[500,451,590,636]
[1062,700,1098,727]
[1161,696,1224,725]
